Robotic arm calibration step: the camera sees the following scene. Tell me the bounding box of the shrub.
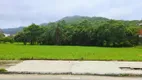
[0,68,7,73]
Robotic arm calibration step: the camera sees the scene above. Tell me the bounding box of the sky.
[0,0,142,29]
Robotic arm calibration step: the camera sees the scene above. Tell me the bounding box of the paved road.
[0,75,142,80]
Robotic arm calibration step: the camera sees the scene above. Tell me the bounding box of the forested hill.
[61,16,109,24]
[61,16,142,26]
[2,27,24,34]
[2,16,141,35]
[60,16,110,28]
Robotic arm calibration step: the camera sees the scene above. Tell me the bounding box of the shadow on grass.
[12,43,137,49]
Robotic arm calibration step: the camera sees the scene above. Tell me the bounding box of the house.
[4,33,10,37]
[139,23,142,26]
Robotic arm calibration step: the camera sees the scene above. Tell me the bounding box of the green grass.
[0,43,142,61]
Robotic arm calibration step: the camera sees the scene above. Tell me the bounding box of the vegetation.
[0,68,7,73]
[0,33,4,39]
[0,43,142,60]
[0,35,14,43]
[0,16,142,61]
[0,28,14,43]
[13,16,142,47]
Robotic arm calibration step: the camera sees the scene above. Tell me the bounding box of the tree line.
[13,19,141,47]
[0,32,14,43]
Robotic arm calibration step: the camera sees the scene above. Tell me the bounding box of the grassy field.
[0,43,142,61]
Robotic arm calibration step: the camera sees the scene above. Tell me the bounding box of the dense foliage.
[0,31,14,43]
[14,16,142,47]
[0,33,4,39]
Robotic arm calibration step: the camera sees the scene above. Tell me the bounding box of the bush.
[103,40,107,46]
[0,68,7,73]
[124,41,133,47]
[0,36,14,43]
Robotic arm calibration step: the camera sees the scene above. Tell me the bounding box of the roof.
[139,23,142,26]
[139,29,142,35]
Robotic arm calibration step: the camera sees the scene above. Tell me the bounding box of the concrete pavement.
[0,75,142,80]
[6,60,142,75]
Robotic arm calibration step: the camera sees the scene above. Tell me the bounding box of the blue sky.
[0,0,142,28]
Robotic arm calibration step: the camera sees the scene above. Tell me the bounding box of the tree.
[23,23,43,45]
[0,33,4,38]
[95,20,138,47]
[14,16,140,47]
[14,23,43,45]
[14,32,27,45]
[54,20,66,45]
[2,36,14,43]
[0,32,5,43]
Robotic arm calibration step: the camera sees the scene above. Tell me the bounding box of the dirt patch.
[0,60,22,69]
[120,67,142,71]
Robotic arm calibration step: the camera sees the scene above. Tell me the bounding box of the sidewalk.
[6,60,142,75]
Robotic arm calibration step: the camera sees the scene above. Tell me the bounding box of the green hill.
[2,27,24,35]
[2,16,141,34]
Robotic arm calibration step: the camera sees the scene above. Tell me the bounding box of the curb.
[1,71,142,77]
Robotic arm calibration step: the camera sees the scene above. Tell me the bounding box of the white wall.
[4,33,10,37]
